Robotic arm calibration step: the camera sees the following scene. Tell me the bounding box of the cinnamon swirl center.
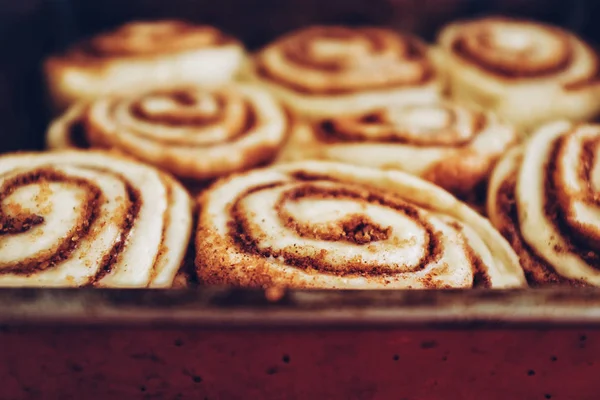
[256,26,434,94]
[81,87,271,150]
[121,89,256,145]
[451,18,572,78]
[0,166,141,281]
[225,179,488,282]
[316,103,485,146]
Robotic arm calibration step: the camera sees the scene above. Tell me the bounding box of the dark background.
[0,0,597,153]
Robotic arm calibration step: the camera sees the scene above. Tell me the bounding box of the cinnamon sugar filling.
[77,89,293,163]
[91,177,141,283]
[0,169,100,275]
[255,28,434,95]
[0,167,148,284]
[281,28,412,71]
[128,91,248,129]
[148,176,172,284]
[224,177,489,287]
[315,107,486,146]
[451,34,572,79]
[448,18,600,90]
[545,136,600,266]
[118,99,257,146]
[494,164,588,286]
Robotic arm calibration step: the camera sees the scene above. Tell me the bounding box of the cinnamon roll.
[45,20,246,110]
[278,101,518,203]
[196,161,526,289]
[487,121,600,286]
[46,84,293,181]
[437,17,600,131]
[252,26,442,118]
[0,151,193,287]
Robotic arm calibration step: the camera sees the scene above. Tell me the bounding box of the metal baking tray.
[2,287,600,399]
[2,0,600,399]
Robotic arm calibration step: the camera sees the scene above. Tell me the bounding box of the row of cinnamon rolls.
[5,17,598,288]
[0,150,525,289]
[8,121,600,289]
[46,18,600,130]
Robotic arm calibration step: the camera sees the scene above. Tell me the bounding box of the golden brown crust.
[421,149,493,204]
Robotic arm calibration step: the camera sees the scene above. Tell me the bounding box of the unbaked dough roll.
[46,84,294,180]
[0,150,193,287]
[437,17,600,131]
[488,121,600,286]
[252,26,442,118]
[196,160,526,289]
[45,20,247,110]
[278,100,518,203]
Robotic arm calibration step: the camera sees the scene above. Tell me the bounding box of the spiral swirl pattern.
[0,151,193,287]
[488,121,600,286]
[448,18,573,78]
[47,85,293,180]
[253,26,441,117]
[437,17,600,130]
[196,161,526,289]
[44,20,246,110]
[278,101,518,202]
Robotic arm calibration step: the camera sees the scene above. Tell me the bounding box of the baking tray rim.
[1,287,600,328]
